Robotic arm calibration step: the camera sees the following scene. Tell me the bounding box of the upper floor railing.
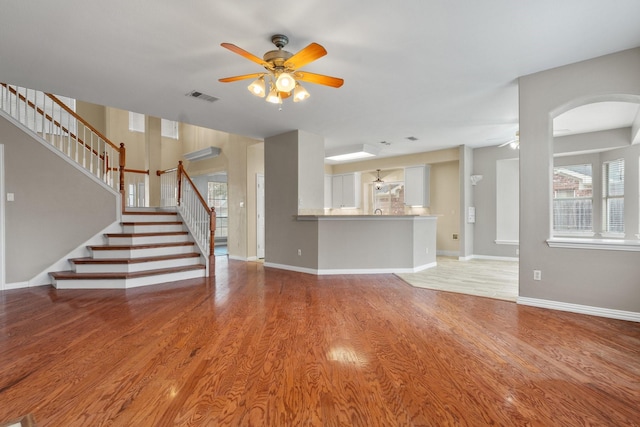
[158,162,216,257]
[0,83,126,207]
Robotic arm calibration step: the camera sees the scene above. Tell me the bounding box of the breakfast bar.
[296,214,437,274]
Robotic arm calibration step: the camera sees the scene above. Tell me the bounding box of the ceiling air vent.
[186,90,219,103]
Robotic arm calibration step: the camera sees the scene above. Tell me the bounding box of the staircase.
[50,209,207,289]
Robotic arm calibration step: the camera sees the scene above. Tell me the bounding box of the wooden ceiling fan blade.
[219,73,264,83]
[284,43,327,69]
[294,71,344,88]
[221,43,270,68]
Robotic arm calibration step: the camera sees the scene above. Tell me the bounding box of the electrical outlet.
[297,249,302,256]
[516,248,519,255]
[425,247,429,254]
[533,270,541,281]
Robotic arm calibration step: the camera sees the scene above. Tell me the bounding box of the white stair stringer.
[50,208,207,289]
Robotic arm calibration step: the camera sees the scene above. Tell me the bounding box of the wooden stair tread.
[105,231,188,238]
[71,253,200,264]
[123,211,177,215]
[121,221,183,226]
[50,264,205,280]
[90,242,195,251]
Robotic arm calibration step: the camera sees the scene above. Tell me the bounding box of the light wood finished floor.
[1,258,638,426]
[397,257,519,301]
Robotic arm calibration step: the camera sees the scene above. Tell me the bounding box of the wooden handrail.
[178,163,216,256]
[47,93,120,151]
[2,83,109,160]
[157,161,217,256]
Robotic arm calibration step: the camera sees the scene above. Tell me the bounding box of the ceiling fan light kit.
[219,34,344,105]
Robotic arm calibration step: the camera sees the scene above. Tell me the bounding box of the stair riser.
[122,214,178,222]
[74,257,201,274]
[91,245,196,259]
[122,224,184,233]
[107,235,190,246]
[53,269,206,289]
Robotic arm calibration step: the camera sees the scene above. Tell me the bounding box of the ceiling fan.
[218,34,344,104]
[499,131,520,149]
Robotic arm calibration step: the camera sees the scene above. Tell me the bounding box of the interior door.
[256,173,265,259]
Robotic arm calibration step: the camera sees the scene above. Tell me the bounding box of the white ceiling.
[1,1,639,160]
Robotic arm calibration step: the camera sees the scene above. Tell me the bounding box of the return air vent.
[186,90,219,103]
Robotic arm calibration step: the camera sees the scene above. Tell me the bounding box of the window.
[553,164,593,234]
[161,119,179,139]
[602,158,624,234]
[207,182,228,238]
[128,111,145,133]
[372,182,404,214]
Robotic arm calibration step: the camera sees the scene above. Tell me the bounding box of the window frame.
[601,158,625,237]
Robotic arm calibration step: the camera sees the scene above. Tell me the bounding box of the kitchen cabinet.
[331,173,361,208]
[404,165,430,207]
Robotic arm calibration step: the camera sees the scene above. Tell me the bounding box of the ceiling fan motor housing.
[264,34,293,71]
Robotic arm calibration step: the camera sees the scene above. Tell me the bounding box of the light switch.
[6,193,14,202]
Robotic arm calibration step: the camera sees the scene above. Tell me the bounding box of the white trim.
[3,281,30,290]
[28,220,123,287]
[228,255,249,262]
[552,231,595,238]
[518,297,640,323]
[264,262,316,275]
[246,256,259,262]
[469,254,519,262]
[547,238,640,251]
[264,261,438,276]
[600,232,626,239]
[494,240,519,245]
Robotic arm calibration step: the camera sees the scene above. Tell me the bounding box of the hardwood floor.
[1,258,638,426]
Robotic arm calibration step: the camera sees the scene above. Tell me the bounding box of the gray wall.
[1,114,118,284]
[264,130,323,269]
[472,145,520,258]
[518,47,640,312]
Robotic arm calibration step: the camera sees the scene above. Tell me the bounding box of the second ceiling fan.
[218,34,344,104]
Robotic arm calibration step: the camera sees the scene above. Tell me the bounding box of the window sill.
[547,237,640,252]
[553,231,596,238]
[495,240,519,245]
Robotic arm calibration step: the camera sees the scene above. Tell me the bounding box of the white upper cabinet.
[404,165,430,207]
[331,173,361,208]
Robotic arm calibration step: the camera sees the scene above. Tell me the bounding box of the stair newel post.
[177,161,183,207]
[209,207,216,257]
[119,143,126,212]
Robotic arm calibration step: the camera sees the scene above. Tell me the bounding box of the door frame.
[256,173,265,259]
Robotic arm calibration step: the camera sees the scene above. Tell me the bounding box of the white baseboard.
[228,255,249,262]
[28,220,123,286]
[264,262,438,276]
[263,262,316,275]
[3,281,29,290]
[466,254,519,262]
[518,297,640,323]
